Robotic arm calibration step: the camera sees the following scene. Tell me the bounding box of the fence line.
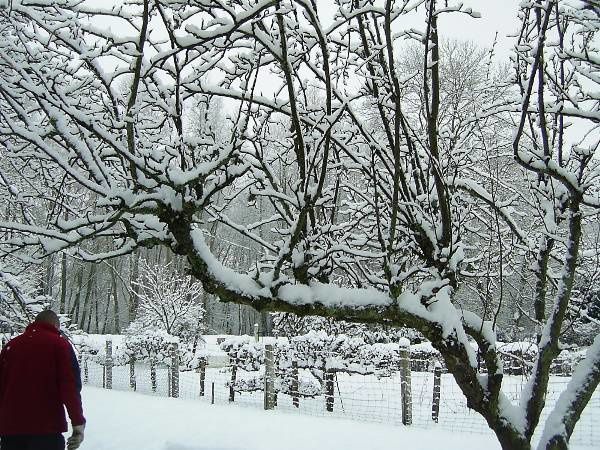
[80,340,600,448]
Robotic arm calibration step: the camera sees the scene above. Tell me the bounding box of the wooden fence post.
[199,359,206,397]
[400,343,412,425]
[292,359,299,408]
[432,364,442,423]
[105,339,113,390]
[129,356,136,391]
[273,346,279,407]
[83,353,89,384]
[264,344,275,410]
[325,369,335,412]
[168,370,172,398]
[171,342,179,398]
[150,356,157,393]
[229,360,237,402]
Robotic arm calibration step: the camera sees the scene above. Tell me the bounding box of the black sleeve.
[69,345,82,392]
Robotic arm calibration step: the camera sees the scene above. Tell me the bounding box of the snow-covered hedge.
[123,328,177,364]
[220,336,264,371]
[72,330,588,378]
[219,331,415,397]
[72,328,207,371]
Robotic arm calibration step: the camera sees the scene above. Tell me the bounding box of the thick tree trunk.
[492,423,530,450]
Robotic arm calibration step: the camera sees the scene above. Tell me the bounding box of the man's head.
[34,310,60,330]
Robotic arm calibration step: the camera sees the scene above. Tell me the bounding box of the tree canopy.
[0,1,599,449]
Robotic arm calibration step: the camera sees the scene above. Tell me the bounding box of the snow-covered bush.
[220,336,265,370]
[0,269,49,333]
[221,331,415,397]
[131,260,205,341]
[71,334,130,366]
[550,348,587,376]
[178,341,209,372]
[410,341,444,371]
[221,335,323,398]
[72,327,207,371]
[70,332,102,359]
[497,341,538,376]
[123,323,178,365]
[230,370,322,398]
[278,371,322,397]
[272,313,424,344]
[284,331,406,376]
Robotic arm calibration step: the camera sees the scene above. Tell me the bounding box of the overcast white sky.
[314,0,523,59]
[244,1,524,109]
[90,0,525,113]
[93,0,524,73]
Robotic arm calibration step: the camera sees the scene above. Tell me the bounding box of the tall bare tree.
[0,1,598,449]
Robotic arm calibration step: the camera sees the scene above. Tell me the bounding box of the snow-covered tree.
[0,2,598,450]
[131,260,204,340]
[0,268,48,332]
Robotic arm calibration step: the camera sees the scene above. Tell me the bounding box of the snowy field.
[81,386,596,450]
[84,362,600,449]
[76,334,600,449]
[81,386,500,450]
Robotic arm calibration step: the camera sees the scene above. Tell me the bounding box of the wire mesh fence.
[81,344,600,449]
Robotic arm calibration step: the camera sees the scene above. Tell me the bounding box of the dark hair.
[34,310,60,329]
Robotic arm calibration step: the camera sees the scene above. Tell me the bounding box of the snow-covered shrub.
[550,348,587,376]
[286,330,333,372]
[123,323,178,365]
[410,341,443,371]
[230,374,264,393]
[71,334,130,366]
[178,341,209,372]
[220,336,264,370]
[278,370,322,397]
[221,335,325,397]
[497,341,538,375]
[272,312,424,344]
[0,269,49,333]
[357,343,403,375]
[70,333,99,358]
[230,370,322,397]
[91,341,130,366]
[131,260,205,341]
[221,331,419,397]
[285,331,408,376]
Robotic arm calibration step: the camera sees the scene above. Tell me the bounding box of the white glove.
[67,424,85,450]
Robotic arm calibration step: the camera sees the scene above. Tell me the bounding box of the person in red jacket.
[0,310,86,450]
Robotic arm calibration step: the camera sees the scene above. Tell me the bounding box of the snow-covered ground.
[81,386,599,450]
[75,334,600,448]
[82,385,505,450]
[82,361,600,447]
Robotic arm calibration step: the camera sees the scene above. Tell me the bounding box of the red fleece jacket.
[0,321,86,435]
